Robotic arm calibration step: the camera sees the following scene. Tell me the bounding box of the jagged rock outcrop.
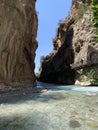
[0,0,38,94]
[38,0,98,85]
[72,0,98,85]
[37,5,75,85]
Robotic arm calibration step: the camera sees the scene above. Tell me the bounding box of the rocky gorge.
[0,1,98,130]
[0,0,98,96]
[37,0,98,86]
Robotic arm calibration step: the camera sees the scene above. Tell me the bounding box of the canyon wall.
[72,0,98,85]
[38,0,98,85]
[0,0,38,94]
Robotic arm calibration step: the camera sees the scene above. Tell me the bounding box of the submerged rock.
[69,120,81,128]
[0,0,38,94]
[87,122,98,128]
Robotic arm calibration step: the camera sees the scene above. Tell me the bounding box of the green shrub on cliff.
[92,0,98,42]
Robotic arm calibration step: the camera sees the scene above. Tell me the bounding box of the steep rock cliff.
[0,0,38,94]
[72,0,98,85]
[37,3,75,84]
[38,0,98,85]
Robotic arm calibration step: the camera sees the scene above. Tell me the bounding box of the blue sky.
[35,0,72,72]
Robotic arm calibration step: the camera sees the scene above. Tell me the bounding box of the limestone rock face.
[0,0,38,90]
[72,6,98,85]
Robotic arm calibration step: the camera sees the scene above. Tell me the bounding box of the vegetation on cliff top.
[92,0,98,42]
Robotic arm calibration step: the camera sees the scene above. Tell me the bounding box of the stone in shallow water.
[85,92,97,96]
[69,120,81,128]
[87,122,98,128]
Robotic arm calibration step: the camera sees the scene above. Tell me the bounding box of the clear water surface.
[0,82,98,130]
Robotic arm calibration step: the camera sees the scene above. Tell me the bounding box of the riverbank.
[0,83,42,98]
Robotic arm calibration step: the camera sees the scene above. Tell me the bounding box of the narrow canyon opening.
[35,0,75,85]
[35,0,72,73]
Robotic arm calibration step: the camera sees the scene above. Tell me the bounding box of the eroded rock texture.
[0,0,38,92]
[72,0,98,85]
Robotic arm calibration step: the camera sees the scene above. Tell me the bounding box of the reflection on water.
[0,82,98,130]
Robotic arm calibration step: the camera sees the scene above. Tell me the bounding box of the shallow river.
[0,82,98,130]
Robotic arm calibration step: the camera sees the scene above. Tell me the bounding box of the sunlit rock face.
[72,0,98,85]
[0,0,38,90]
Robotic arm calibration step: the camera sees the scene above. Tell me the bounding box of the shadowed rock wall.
[37,14,75,85]
[0,0,38,93]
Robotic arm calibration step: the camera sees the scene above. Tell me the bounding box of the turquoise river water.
[0,82,98,130]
